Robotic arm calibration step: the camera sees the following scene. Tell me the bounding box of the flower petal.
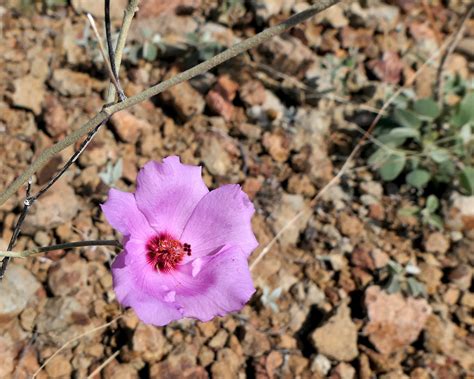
[175,246,255,322]
[101,188,155,240]
[181,185,258,260]
[111,251,183,326]
[135,156,209,237]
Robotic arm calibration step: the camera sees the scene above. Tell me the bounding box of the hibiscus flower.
[102,156,258,325]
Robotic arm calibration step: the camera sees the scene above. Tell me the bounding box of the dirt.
[0,0,473,378]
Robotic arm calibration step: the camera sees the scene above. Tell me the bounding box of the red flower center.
[146,233,191,272]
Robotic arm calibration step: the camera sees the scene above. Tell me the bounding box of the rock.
[367,51,404,84]
[410,367,431,379]
[338,213,364,238]
[103,362,139,379]
[50,69,92,97]
[12,76,45,115]
[211,348,241,379]
[424,232,450,254]
[206,90,234,121]
[314,3,348,28]
[442,287,460,305]
[242,177,263,200]
[456,38,474,60]
[45,355,72,378]
[150,347,206,379]
[331,362,356,379]
[138,0,201,18]
[23,180,80,233]
[0,264,41,323]
[0,335,17,378]
[259,35,314,77]
[311,302,358,361]
[110,111,152,144]
[271,193,310,247]
[445,193,474,232]
[239,80,266,107]
[36,297,93,346]
[133,323,169,362]
[424,314,474,371]
[206,75,238,121]
[71,0,128,18]
[448,264,472,290]
[461,292,474,308]
[48,257,88,297]
[197,320,218,339]
[208,329,228,350]
[418,262,442,295]
[252,0,293,21]
[360,181,384,199]
[262,130,291,163]
[265,351,283,378]
[242,325,271,357]
[283,354,309,377]
[161,73,205,120]
[340,27,374,49]
[198,346,214,367]
[201,134,233,176]
[364,286,431,355]
[311,354,331,376]
[287,174,316,197]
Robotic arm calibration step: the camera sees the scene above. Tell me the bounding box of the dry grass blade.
[86,349,120,379]
[32,316,122,378]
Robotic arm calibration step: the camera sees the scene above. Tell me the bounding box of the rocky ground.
[0,0,473,378]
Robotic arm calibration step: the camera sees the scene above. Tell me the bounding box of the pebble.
[0,264,41,323]
[424,232,450,254]
[12,76,45,115]
[311,301,359,361]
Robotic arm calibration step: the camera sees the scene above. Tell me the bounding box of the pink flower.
[102,156,258,325]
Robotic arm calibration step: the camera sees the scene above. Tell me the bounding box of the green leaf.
[368,148,389,166]
[425,214,444,230]
[407,277,426,297]
[429,149,450,163]
[459,166,474,195]
[386,275,401,294]
[426,195,439,212]
[397,206,420,217]
[379,153,406,181]
[142,42,158,61]
[394,108,422,129]
[452,91,474,127]
[413,98,441,120]
[388,127,420,139]
[406,169,431,189]
[460,123,472,144]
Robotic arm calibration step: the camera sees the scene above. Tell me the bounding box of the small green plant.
[384,260,426,297]
[369,89,474,194]
[261,286,282,312]
[398,194,444,229]
[99,158,123,186]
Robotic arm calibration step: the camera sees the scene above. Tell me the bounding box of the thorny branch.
[0,0,341,208]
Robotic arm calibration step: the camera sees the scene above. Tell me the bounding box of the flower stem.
[0,240,122,259]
